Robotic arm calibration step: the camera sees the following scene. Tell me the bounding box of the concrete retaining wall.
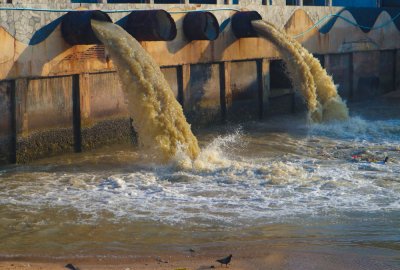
[0,3,399,164]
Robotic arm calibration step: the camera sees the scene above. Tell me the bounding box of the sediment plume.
[91,20,200,162]
[252,20,349,122]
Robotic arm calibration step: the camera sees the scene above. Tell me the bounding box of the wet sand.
[1,242,398,270]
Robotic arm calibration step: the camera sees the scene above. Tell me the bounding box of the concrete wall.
[325,53,353,100]
[228,61,260,120]
[14,76,75,162]
[352,51,380,101]
[0,4,399,163]
[185,63,222,126]
[80,72,131,151]
[0,81,14,164]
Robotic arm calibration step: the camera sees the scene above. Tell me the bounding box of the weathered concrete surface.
[268,93,295,115]
[325,53,352,100]
[267,59,294,115]
[379,50,396,94]
[161,66,180,100]
[15,76,74,162]
[0,81,13,165]
[80,72,132,150]
[352,51,380,101]
[0,3,399,164]
[1,5,400,80]
[185,63,221,126]
[228,61,260,120]
[395,50,400,91]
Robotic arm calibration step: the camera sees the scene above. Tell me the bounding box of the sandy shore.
[1,243,398,270]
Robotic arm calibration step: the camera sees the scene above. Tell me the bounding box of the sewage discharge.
[91,20,200,162]
[252,20,349,123]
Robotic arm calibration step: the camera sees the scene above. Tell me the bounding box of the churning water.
[0,99,399,263]
[0,19,398,267]
[91,20,200,162]
[252,20,349,123]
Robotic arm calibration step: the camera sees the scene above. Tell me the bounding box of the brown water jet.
[252,20,349,122]
[91,20,200,162]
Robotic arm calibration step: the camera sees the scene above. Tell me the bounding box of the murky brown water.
[91,20,200,162]
[0,99,399,268]
[252,20,349,122]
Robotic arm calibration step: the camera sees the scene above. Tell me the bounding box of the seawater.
[0,99,399,264]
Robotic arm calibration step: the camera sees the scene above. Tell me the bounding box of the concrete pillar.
[219,62,232,120]
[0,80,15,165]
[326,0,332,6]
[14,79,28,138]
[222,61,232,119]
[217,0,225,4]
[73,74,82,153]
[352,51,380,101]
[298,0,303,5]
[79,73,91,125]
[258,59,270,119]
[395,50,400,91]
[181,64,191,111]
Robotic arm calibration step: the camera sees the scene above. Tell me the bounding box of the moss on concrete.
[81,117,135,151]
[16,128,74,163]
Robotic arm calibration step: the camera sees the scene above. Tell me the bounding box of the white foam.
[0,121,399,228]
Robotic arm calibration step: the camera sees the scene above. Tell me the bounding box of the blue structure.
[331,0,378,7]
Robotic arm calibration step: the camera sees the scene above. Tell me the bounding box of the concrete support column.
[72,74,82,153]
[14,79,28,163]
[325,0,332,6]
[220,61,232,120]
[15,79,28,139]
[79,73,90,126]
[395,50,400,91]
[258,59,270,119]
[217,0,225,4]
[0,80,15,165]
[181,64,191,111]
[298,0,303,5]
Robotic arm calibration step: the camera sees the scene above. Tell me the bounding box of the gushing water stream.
[252,20,349,122]
[91,20,200,162]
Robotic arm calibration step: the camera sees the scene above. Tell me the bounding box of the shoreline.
[1,242,399,270]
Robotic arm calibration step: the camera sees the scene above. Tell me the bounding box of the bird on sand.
[216,254,232,267]
[65,264,80,270]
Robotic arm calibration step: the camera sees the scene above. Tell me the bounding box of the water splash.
[252,20,349,123]
[91,20,200,162]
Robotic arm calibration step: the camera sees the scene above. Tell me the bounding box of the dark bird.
[216,254,232,267]
[383,156,389,164]
[65,264,80,270]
